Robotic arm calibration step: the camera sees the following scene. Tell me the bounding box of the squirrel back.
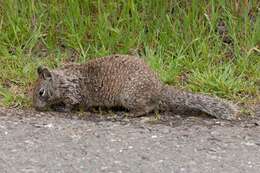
[33,54,240,120]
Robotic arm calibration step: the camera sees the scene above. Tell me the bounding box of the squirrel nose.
[34,104,48,112]
[35,106,44,111]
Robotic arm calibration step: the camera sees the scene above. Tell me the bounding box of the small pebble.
[151,135,157,138]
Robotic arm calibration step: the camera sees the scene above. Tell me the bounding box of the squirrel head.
[33,66,61,111]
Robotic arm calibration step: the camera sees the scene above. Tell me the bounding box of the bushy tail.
[159,85,240,120]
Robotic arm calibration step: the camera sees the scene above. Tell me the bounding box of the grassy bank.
[0,0,259,108]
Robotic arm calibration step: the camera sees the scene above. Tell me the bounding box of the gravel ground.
[0,107,259,173]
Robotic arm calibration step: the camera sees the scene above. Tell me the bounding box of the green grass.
[0,0,259,108]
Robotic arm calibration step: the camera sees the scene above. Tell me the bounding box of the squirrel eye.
[39,88,46,97]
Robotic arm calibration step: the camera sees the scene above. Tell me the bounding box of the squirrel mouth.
[50,102,66,112]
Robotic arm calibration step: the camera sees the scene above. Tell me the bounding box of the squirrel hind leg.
[127,104,157,117]
[120,96,158,117]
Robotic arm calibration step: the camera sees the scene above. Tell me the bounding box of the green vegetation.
[0,0,259,108]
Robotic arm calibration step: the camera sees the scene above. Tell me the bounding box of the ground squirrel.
[33,54,240,120]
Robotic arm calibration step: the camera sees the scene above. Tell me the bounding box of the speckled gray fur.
[33,54,240,120]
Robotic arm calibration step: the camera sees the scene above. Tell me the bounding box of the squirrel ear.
[37,66,52,80]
